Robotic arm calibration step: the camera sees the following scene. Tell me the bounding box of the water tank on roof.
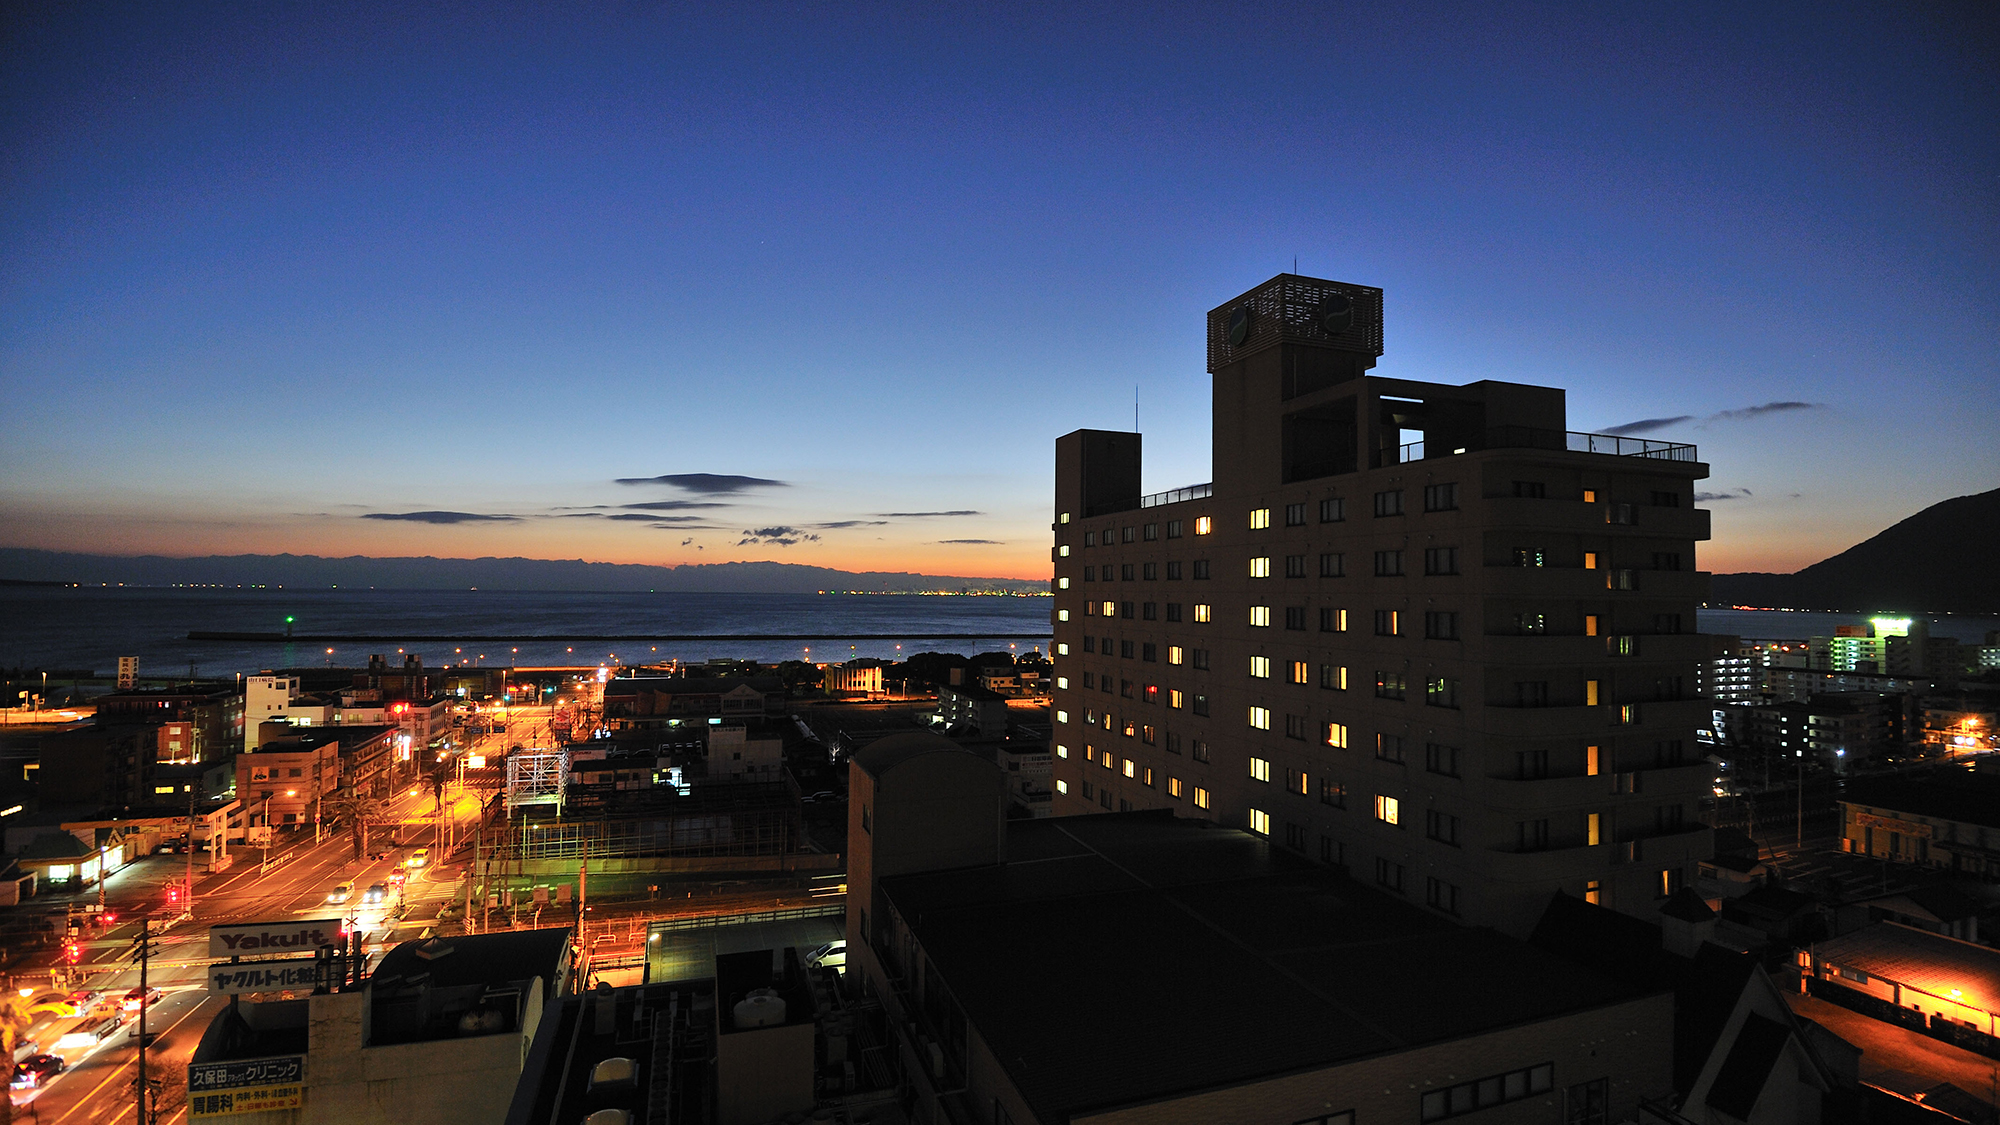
[731,988,787,1029]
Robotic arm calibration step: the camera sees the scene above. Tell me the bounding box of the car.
[12,1053,65,1089]
[328,883,353,904]
[65,989,104,1013]
[802,791,838,804]
[803,940,846,972]
[363,883,388,904]
[387,869,406,888]
[120,986,163,1012]
[406,847,429,868]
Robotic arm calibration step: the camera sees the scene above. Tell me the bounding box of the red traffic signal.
[166,884,181,904]
[64,941,82,964]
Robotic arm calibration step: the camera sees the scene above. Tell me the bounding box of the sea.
[1,586,1994,681]
[0,587,1057,679]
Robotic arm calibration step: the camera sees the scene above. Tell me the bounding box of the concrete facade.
[1049,274,1715,934]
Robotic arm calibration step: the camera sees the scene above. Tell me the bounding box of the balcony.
[1373,427,1698,468]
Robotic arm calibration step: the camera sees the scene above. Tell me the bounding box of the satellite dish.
[1227,306,1253,347]
[1315,294,1354,335]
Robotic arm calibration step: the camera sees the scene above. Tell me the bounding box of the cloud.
[619,500,730,511]
[874,510,983,517]
[614,473,786,493]
[810,520,890,529]
[1709,401,1819,423]
[1603,401,1824,436]
[938,538,1002,545]
[554,512,604,518]
[738,525,820,547]
[361,511,520,524]
[1602,415,1696,436]
[1695,489,1753,502]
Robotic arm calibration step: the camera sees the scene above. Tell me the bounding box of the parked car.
[120,986,163,1013]
[11,1054,65,1089]
[363,883,388,904]
[803,940,846,972]
[328,883,353,904]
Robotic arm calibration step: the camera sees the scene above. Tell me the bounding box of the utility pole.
[185,784,198,916]
[132,921,151,1125]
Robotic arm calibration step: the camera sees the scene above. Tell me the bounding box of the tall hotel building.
[1050,274,1716,934]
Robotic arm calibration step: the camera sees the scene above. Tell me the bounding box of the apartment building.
[1049,274,1715,934]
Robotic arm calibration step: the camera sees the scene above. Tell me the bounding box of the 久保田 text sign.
[207,919,341,959]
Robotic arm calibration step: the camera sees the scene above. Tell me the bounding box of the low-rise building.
[936,683,1008,739]
[1839,773,2000,877]
[189,929,571,1125]
[847,733,1677,1125]
[823,663,884,696]
[1802,921,2000,1045]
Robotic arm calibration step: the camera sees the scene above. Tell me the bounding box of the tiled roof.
[1813,922,2000,1015]
[1841,774,2000,831]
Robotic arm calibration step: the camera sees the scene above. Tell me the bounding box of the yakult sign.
[208,919,342,959]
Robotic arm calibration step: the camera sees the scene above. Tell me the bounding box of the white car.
[803,940,846,972]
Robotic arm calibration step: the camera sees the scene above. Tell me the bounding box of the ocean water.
[0,587,1056,677]
[2,588,1993,680]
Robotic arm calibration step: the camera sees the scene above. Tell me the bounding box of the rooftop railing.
[1375,428,1697,467]
[1085,482,1213,518]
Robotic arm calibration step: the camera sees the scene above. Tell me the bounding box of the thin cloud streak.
[361,511,520,524]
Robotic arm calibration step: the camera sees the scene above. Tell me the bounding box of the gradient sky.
[3,2,1995,580]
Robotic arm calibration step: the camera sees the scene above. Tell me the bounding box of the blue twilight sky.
[3,1,1995,579]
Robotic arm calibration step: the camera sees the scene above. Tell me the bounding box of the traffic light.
[166,884,180,905]
[64,941,81,965]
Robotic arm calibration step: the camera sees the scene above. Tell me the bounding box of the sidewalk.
[1789,992,2000,1108]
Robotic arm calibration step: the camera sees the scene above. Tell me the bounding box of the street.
[10,769,489,1122]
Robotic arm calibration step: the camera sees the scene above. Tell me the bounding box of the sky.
[2,2,1995,580]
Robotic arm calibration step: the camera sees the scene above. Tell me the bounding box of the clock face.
[1227,306,1252,347]
[1315,294,1354,335]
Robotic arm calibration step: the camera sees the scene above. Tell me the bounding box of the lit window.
[1250,656,1271,678]
[1325,722,1348,748]
[1250,757,1271,782]
[1375,794,1400,825]
[1123,759,1136,778]
[1588,812,1602,846]
[1056,779,1069,795]
[1249,706,1271,730]
[1193,604,1212,623]
[1057,609,1069,622]
[1169,777,1184,798]
[1586,745,1601,776]
[1169,689,1185,709]
[1249,809,1271,835]
[1249,508,1271,529]
[1055,744,1068,758]
[1060,512,1070,524]
[1055,710,1069,724]
[1250,605,1271,627]
[1290,661,1309,684]
[1249,556,1271,578]
[1168,645,1184,665]
[1586,679,1601,706]
[1102,601,1116,617]
[1059,545,1070,556]
[1058,577,1070,589]
[1194,516,1212,535]
[1056,676,1069,689]
[1193,787,1211,810]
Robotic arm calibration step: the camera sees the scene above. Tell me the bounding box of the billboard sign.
[207,919,342,959]
[117,657,138,690]
[207,958,321,994]
[188,1055,303,1117]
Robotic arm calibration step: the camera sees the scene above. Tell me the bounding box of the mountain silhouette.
[1710,487,2000,613]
